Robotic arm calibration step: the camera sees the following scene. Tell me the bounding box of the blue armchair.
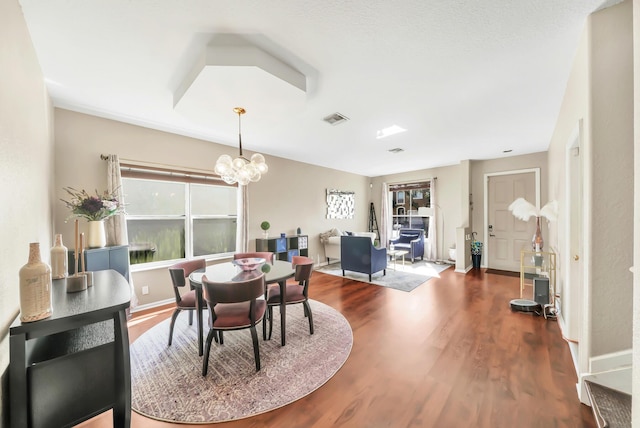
[389,228,424,262]
[340,236,387,281]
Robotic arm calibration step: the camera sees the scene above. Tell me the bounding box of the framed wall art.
[326,189,355,219]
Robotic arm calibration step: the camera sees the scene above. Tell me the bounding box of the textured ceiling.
[18,0,619,177]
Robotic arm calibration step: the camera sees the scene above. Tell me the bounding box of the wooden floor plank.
[77,267,595,428]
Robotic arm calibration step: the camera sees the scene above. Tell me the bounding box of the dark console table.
[9,270,132,428]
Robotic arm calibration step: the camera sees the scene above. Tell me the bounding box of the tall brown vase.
[532,216,544,251]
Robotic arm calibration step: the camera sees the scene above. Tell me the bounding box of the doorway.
[484,169,540,271]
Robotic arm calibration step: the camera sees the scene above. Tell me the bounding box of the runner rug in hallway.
[130,300,352,424]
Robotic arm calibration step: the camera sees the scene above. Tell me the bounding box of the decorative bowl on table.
[232,257,266,271]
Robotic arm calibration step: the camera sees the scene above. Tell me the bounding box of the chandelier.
[214,107,268,185]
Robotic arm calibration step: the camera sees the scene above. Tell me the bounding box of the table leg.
[196,287,204,356]
[9,333,28,428]
[113,309,131,428]
[279,279,286,346]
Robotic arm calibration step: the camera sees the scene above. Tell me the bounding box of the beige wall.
[0,1,54,425]
[370,164,461,262]
[547,20,590,339]
[588,0,634,357]
[470,152,550,259]
[548,0,633,367]
[370,153,548,269]
[633,0,640,423]
[54,109,370,307]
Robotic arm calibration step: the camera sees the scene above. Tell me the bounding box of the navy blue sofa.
[389,228,425,262]
[340,235,387,281]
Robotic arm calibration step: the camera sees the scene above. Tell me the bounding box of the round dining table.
[189,260,295,355]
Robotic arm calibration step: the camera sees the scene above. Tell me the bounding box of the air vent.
[323,112,349,125]
[388,148,404,153]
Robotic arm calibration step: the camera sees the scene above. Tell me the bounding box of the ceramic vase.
[88,220,106,248]
[532,216,543,251]
[50,234,68,279]
[19,242,52,322]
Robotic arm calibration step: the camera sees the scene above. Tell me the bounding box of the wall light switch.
[142,286,149,295]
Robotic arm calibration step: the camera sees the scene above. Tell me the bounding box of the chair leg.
[250,325,261,371]
[188,309,193,326]
[262,309,268,340]
[303,300,314,335]
[267,306,274,340]
[168,309,180,346]
[202,329,217,376]
[218,330,224,345]
[368,274,372,281]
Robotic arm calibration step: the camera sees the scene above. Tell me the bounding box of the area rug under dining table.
[130,299,352,424]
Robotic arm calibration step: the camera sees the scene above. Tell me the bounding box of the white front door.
[487,172,537,272]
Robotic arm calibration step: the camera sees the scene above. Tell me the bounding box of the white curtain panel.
[236,184,248,253]
[106,155,128,246]
[380,182,391,248]
[106,154,138,308]
[427,178,437,261]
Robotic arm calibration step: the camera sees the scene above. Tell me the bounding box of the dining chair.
[201,273,267,376]
[167,258,206,346]
[266,256,314,340]
[234,252,275,263]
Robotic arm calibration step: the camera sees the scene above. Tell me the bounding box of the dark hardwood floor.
[79,267,595,428]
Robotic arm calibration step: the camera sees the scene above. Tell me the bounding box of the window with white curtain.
[121,164,237,266]
[389,181,431,236]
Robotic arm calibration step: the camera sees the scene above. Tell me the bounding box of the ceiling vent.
[388,148,404,153]
[323,112,349,125]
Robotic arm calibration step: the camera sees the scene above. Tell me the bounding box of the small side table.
[388,249,408,270]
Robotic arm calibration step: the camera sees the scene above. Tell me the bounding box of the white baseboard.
[577,349,633,403]
[590,349,632,373]
[456,264,472,273]
[131,298,174,314]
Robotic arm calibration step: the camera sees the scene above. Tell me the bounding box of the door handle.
[489,234,495,237]
[574,255,579,261]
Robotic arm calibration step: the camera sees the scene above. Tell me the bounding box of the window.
[121,166,237,266]
[390,181,431,237]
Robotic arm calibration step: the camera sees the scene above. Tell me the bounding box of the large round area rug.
[130,299,352,424]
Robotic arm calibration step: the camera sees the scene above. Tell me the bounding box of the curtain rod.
[100,155,214,175]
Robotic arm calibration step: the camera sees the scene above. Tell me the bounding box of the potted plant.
[260,221,270,238]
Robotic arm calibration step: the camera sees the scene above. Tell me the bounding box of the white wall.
[0,1,54,425]
[54,109,370,307]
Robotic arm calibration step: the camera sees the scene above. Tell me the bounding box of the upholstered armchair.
[340,236,387,281]
[389,228,425,262]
